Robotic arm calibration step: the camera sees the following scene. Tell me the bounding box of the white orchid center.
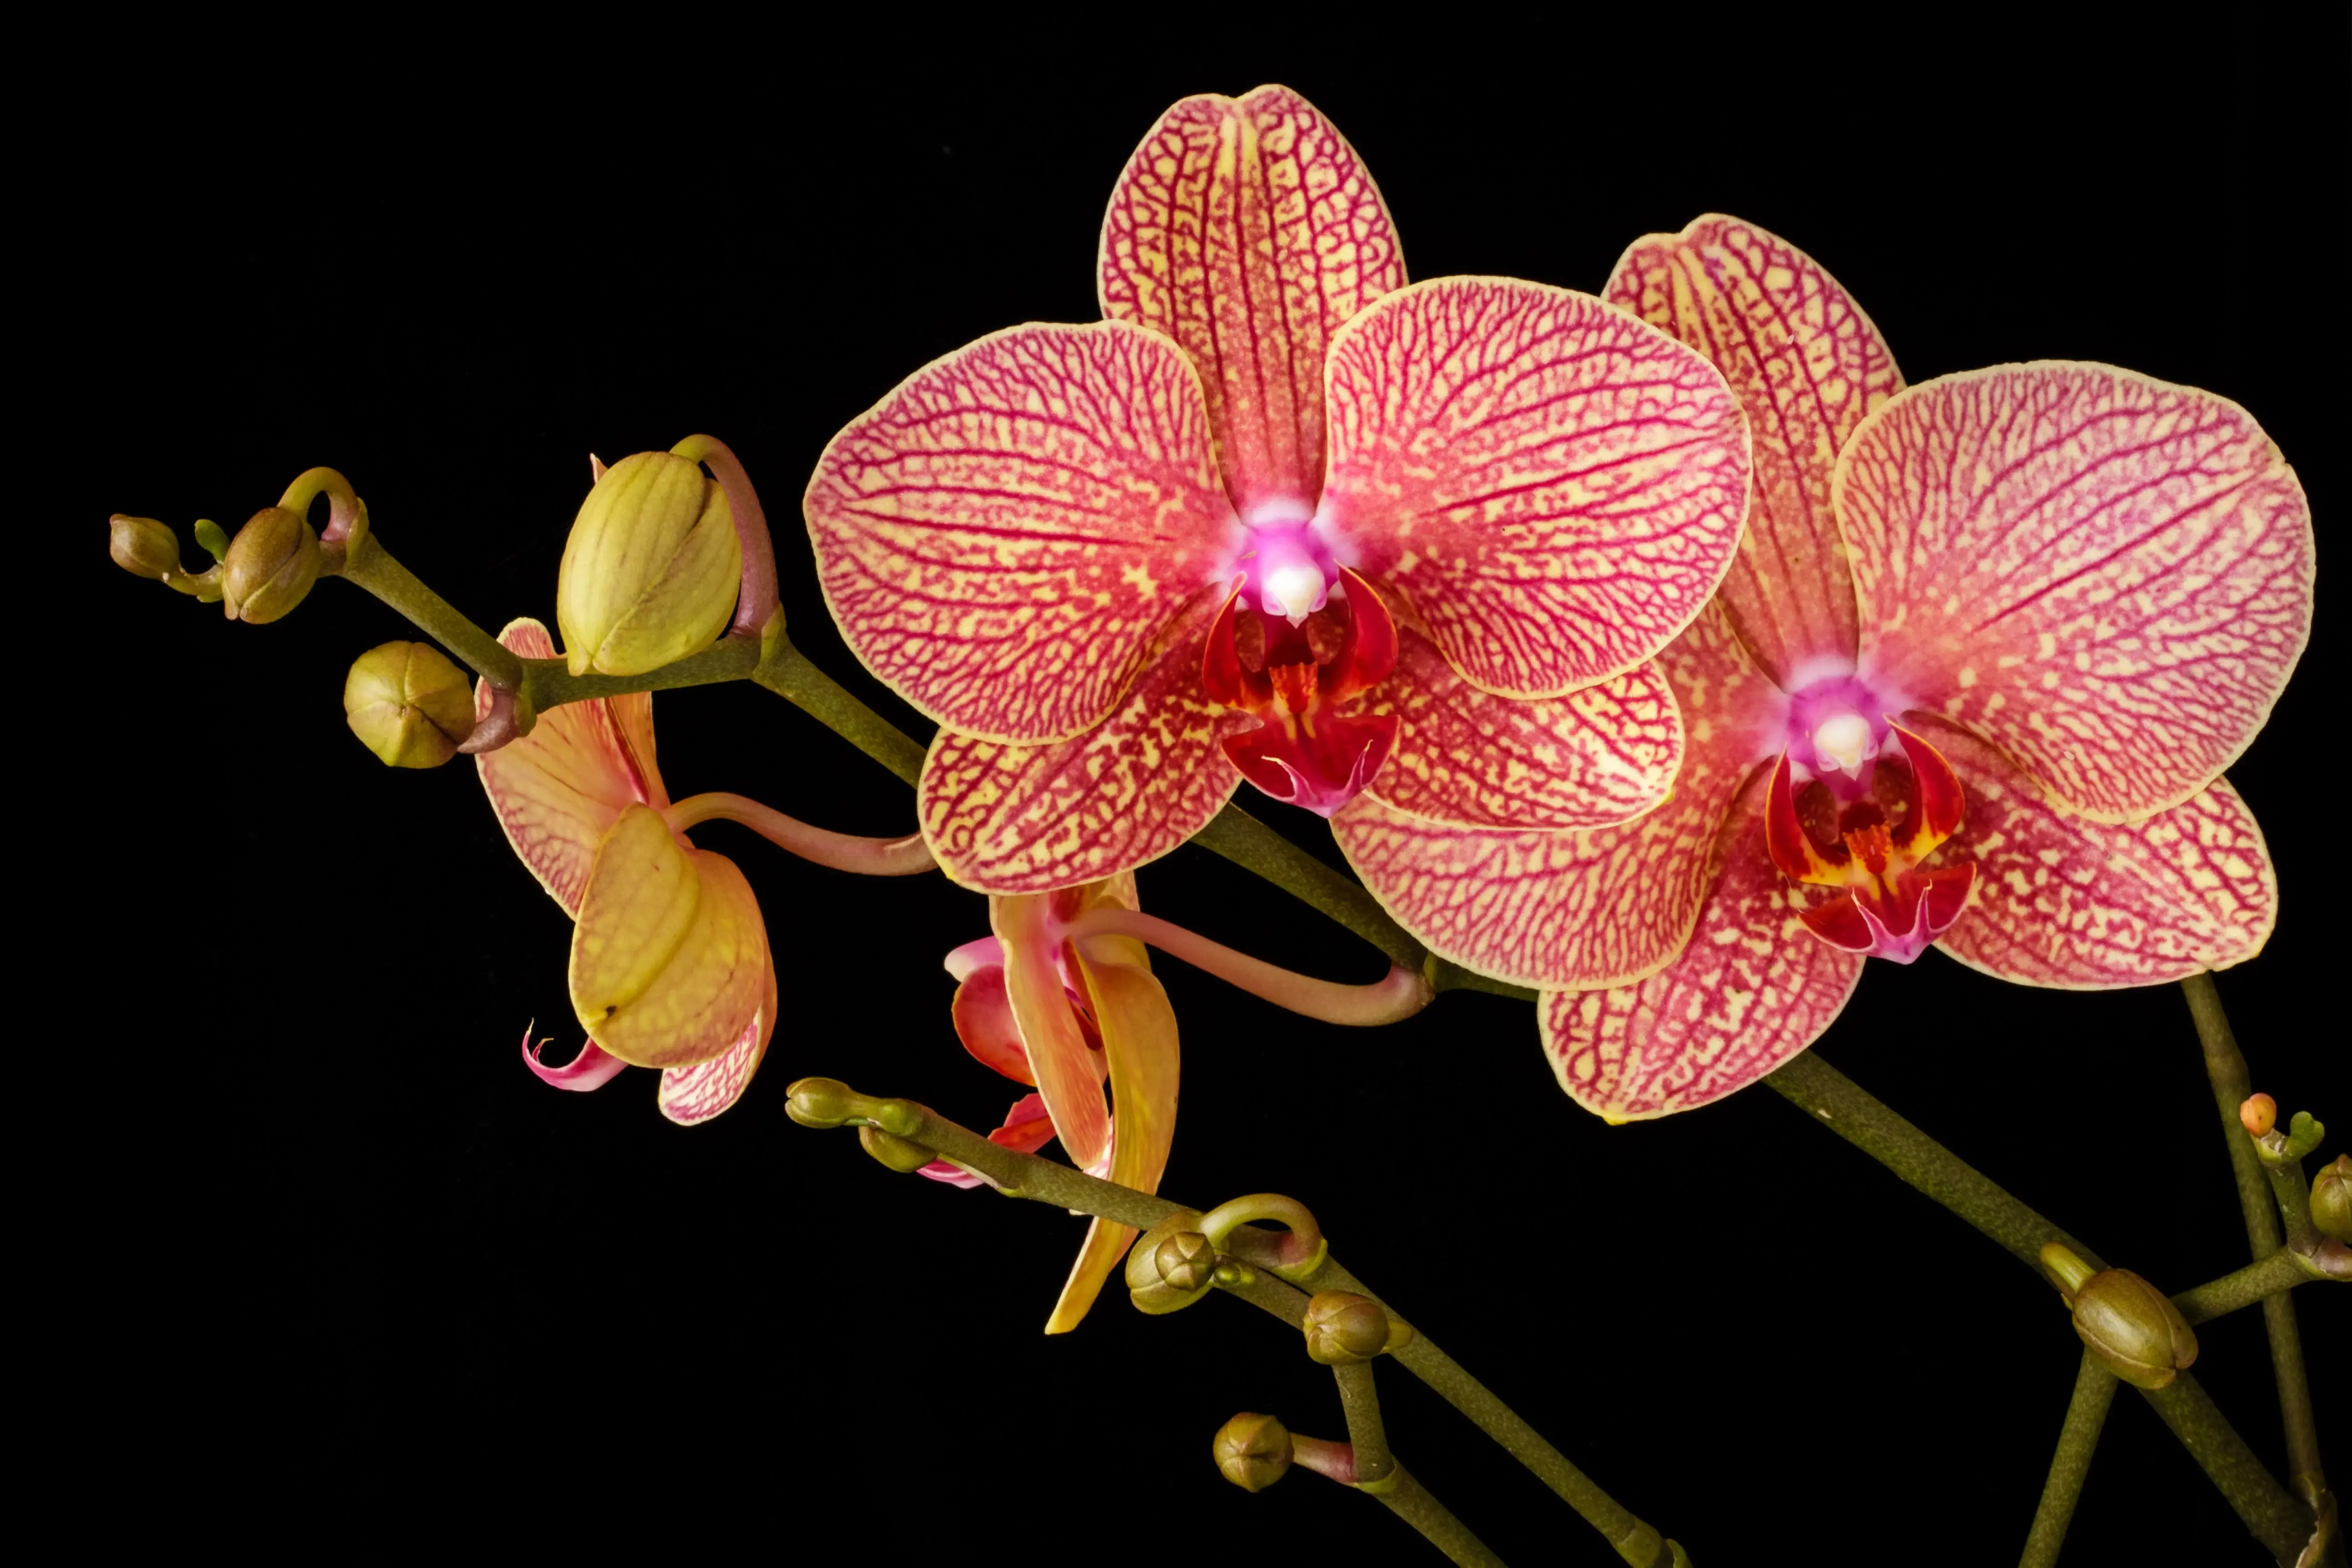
[1812,712,1871,777]
[1261,563,1324,626]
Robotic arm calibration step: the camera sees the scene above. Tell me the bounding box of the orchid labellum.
[918,875,1180,1333]
[1337,216,2311,1120]
[804,85,1752,893]
[479,620,930,1123]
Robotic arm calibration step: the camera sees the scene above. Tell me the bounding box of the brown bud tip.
[344,642,475,769]
[108,514,181,579]
[2070,1269,2198,1390]
[222,505,322,623]
[2239,1093,2277,1138]
[1212,1413,1292,1493]
[1154,1231,1218,1293]
[1302,1291,1393,1366]
[2312,1155,2352,1244]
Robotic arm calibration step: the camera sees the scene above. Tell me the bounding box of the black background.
[56,15,2345,1564]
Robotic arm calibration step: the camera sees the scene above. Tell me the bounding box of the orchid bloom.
[918,876,1180,1334]
[1339,216,2311,1120]
[804,85,1752,894]
[479,619,932,1123]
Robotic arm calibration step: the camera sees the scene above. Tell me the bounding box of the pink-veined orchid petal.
[656,951,779,1126]
[993,892,1110,1173]
[1606,215,1901,684]
[1364,618,1683,830]
[1838,363,2313,822]
[520,1025,629,1092]
[1099,84,1404,515]
[1928,725,2277,988]
[921,592,1246,893]
[569,806,770,1070]
[1046,949,1180,1334]
[1334,605,1778,989]
[804,320,1237,744]
[1321,277,1750,698]
[475,619,665,916]
[950,962,1035,1086]
[1542,780,1866,1121]
[919,1093,1056,1188]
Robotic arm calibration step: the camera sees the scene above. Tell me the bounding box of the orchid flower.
[804,85,1751,894]
[480,619,933,1123]
[1338,215,2311,1120]
[917,875,1180,1333]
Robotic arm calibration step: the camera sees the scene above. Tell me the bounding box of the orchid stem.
[789,1086,1675,1567]
[1360,1464,1506,1568]
[335,535,525,691]
[2020,1352,2117,1568]
[2144,1374,2315,1564]
[2173,1247,2321,1327]
[1332,1362,1395,1486]
[661,792,934,876]
[2182,974,2332,1534]
[753,642,927,786]
[1066,907,1431,1025]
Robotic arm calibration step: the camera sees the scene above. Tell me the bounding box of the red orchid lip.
[1203,566,1401,816]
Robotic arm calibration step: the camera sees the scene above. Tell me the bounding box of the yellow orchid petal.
[992,892,1111,1173]
[569,804,768,1069]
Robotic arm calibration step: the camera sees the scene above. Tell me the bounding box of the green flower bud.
[2313,1155,2352,1243]
[784,1077,860,1128]
[556,451,742,677]
[1154,1230,1218,1292]
[343,642,474,769]
[1302,1291,1412,1365]
[1125,1209,1213,1314]
[108,514,181,579]
[2069,1269,2199,1390]
[858,1124,937,1173]
[221,505,321,623]
[1212,1413,1292,1493]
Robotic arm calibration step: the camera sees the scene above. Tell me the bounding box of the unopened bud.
[1154,1231,1218,1292]
[556,451,741,676]
[108,515,181,579]
[1212,1413,1292,1493]
[2240,1093,2277,1138]
[221,505,322,623]
[1125,1209,1213,1314]
[344,642,474,768]
[784,1077,859,1128]
[2069,1268,2199,1390]
[858,1124,936,1173]
[1302,1291,1411,1365]
[2313,1155,2352,1243]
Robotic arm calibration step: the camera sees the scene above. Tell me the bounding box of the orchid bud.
[2314,1156,2352,1243]
[785,1077,860,1128]
[1125,1209,1212,1314]
[858,1124,936,1173]
[2068,1268,2199,1390]
[343,641,474,769]
[1212,1413,1293,1493]
[556,451,742,676]
[2240,1094,2276,1138]
[1302,1291,1412,1365]
[221,505,321,623]
[108,514,181,579]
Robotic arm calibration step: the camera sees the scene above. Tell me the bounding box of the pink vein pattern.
[1099,84,1404,512]
[1322,277,1750,697]
[1606,214,1901,684]
[1838,363,2313,821]
[1335,605,1775,988]
[804,320,1237,743]
[921,593,1247,893]
[1542,780,1866,1121]
[655,984,774,1127]
[1364,619,1682,830]
[1930,725,2275,988]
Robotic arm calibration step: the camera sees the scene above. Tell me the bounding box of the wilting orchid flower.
[918,875,1180,1333]
[481,620,932,1123]
[805,85,1751,893]
[1340,216,2311,1120]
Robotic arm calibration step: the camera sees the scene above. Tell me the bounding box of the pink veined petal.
[1321,277,1750,698]
[1606,214,1901,684]
[1927,725,2277,988]
[1099,83,1405,515]
[475,619,665,915]
[920,592,1247,893]
[1336,604,1777,988]
[657,953,779,1126]
[1363,616,1683,830]
[520,1026,629,1092]
[803,320,1238,744]
[994,893,1110,1172]
[1838,362,2313,822]
[1542,779,1866,1121]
